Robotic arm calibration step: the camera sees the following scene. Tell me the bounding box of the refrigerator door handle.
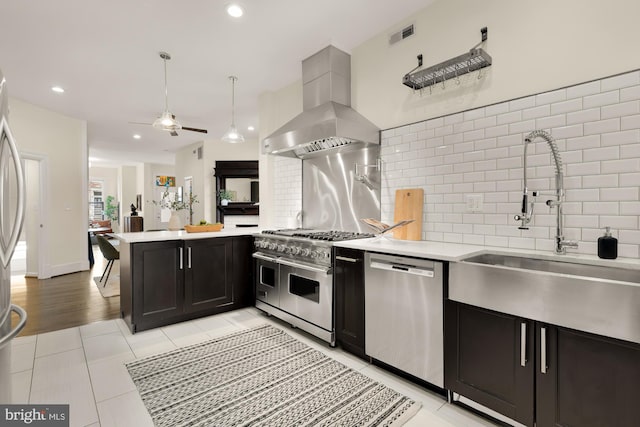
[0,116,26,268]
[0,305,27,350]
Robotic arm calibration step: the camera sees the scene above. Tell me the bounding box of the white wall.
[175,142,205,225]
[352,0,640,130]
[143,163,175,230]
[10,97,88,277]
[120,165,140,225]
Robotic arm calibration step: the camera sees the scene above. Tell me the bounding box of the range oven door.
[253,252,280,307]
[278,259,332,331]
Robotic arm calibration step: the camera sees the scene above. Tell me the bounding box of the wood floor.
[9,246,121,337]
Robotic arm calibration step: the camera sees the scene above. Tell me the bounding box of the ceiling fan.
[131,51,207,136]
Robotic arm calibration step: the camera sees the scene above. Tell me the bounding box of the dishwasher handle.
[369,260,435,277]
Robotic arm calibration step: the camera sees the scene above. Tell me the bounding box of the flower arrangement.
[153,187,199,211]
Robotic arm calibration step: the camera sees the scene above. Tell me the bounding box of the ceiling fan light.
[226,4,243,17]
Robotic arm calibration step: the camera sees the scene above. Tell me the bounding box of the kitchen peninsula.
[112,229,257,333]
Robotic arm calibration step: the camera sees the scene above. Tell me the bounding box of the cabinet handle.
[335,255,358,263]
[540,326,547,374]
[520,322,527,367]
[179,247,184,270]
[258,290,267,298]
[187,247,192,269]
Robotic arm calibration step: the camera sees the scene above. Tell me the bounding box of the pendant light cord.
[230,76,237,127]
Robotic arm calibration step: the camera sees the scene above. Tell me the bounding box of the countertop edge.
[110,228,262,243]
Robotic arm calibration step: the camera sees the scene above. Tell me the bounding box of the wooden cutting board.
[393,188,424,240]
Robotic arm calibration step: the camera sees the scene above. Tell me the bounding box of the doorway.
[11,154,48,281]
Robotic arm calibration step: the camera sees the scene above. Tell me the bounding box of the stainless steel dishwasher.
[365,252,444,388]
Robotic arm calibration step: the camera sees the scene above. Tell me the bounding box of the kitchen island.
[112,229,258,333]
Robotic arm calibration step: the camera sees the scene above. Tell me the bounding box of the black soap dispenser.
[598,226,618,259]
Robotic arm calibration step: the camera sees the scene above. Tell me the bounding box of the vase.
[168,211,182,231]
[221,199,229,206]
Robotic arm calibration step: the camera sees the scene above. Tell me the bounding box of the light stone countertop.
[111,227,262,244]
[334,236,640,270]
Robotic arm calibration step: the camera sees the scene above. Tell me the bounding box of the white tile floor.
[10,308,502,427]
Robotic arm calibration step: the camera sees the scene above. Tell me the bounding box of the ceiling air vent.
[389,24,415,45]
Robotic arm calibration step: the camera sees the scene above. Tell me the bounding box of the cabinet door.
[444,301,534,426]
[334,247,366,358]
[184,237,233,313]
[536,325,640,427]
[131,240,184,331]
[232,236,254,308]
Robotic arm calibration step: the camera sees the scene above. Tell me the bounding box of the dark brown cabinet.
[334,247,366,359]
[445,300,534,426]
[445,300,640,427]
[120,236,253,333]
[536,325,640,427]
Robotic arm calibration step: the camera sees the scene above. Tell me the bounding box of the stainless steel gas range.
[253,229,374,345]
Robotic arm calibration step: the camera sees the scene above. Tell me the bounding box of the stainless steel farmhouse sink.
[449,252,640,344]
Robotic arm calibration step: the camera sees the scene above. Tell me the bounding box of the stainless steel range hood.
[262,45,379,159]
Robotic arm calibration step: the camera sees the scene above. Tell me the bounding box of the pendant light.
[152,52,181,133]
[221,75,244,143]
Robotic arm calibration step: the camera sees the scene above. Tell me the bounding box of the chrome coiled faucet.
[515,130,578,254]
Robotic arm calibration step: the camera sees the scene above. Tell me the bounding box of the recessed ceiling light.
[226,3,243,17]
[247,126,255,131]
[133,134,141,139]
[51,86,64,93]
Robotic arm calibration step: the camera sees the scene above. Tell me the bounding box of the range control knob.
[300,248,311,256]
[291,246,301,255]
[277,244,286,252]
[268,243,277,250]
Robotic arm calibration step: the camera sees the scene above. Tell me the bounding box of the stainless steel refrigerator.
[0,68,28,403]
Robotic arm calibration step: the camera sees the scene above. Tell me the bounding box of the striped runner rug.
[126,324,421,426]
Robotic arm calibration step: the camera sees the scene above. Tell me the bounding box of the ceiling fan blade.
[170,130,179,136]
[129,121,152,126]
[182,126,208,134]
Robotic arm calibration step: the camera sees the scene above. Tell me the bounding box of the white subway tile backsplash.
[582,174,618,188]
[551,98,583,115]
[600,158,640,174]
[583,202,619,215]
[582,146,619,162]
[601,71,640,91]
[509,119,536,134]
[599,187,639,201]
[620,172,640,186]
[444,112,464,125]
[485,102,510,116]
[474,116,497,129]
[536,114,566,130]
[567,108,600,125]
[375,69,640,257]
[536,89,567,106]
[566,161,600,176]
[566,80,600,99]
[601,100,640,119]
[620,230,640,245]
[522,105,550,120]
[620,85,640,102]
[621,114,640,130]
[509,96,535,111]
[484,125,509,138]
[618,244,640,258]
[583,90,620,109]
[463,108,486,121]
[497,111,522,125]
[620,144,640,159]
[584,118,620,135]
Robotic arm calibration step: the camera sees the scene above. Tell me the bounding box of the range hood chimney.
[262,45,380,159]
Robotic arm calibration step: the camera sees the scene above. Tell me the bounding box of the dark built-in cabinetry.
[445,300,640,427]
[333,247,366,359]
[120,236,253,333]
[213,160,259,224]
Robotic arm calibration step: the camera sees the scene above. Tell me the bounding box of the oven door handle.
[277,258,331,274]
[252,252,279,262]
